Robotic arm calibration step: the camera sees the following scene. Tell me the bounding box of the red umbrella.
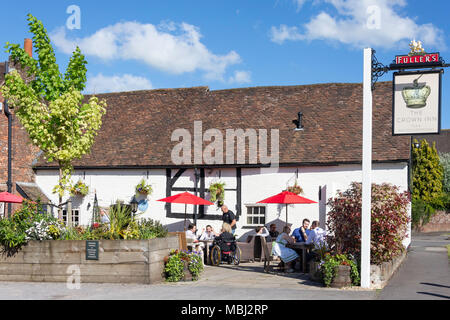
[257,191,317,226]
[157,192,214,230]
[0,192,24,204]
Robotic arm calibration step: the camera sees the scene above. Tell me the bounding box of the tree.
[412,139,444,203]
[439,152,450,193]
[1,14,106,219]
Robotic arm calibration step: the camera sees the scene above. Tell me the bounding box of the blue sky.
[1,0,449,128]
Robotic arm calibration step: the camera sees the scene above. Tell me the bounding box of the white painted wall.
[35,162,410,246]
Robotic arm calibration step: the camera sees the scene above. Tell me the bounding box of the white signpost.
[361,48,373,289]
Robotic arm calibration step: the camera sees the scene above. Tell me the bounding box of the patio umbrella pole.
[286,205,288,227]
[184,203,187,231]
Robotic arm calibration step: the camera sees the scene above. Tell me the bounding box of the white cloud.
[85,73,153,94]
[271,0,445,50]
[228,70,252,84]
[51,21,242,81]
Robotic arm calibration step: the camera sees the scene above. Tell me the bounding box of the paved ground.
[377,232,450,300]
[0,232,448,300]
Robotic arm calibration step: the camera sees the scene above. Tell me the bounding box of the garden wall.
[0,236,179,284]
[370,251,407,289]
[418,211,450,233]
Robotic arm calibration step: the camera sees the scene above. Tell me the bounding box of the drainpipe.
[4,61,13,217]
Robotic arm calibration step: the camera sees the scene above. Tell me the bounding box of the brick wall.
[0,59,40,211]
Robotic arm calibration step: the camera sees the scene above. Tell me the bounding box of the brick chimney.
[24,38,32,57]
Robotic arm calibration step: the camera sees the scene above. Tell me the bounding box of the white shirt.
[199,231,216,241]
[185,230,198,241]
[306,227,326,246]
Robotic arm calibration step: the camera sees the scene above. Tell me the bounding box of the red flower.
[93,223,100,229]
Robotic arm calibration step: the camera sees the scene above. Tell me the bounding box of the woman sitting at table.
[271,226,299,273]
[199,225,219,241]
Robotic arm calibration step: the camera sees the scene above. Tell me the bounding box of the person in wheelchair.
[211,223,240,265]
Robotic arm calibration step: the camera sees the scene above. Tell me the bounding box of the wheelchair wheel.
[210,245,221,266]
[232,246,241,265]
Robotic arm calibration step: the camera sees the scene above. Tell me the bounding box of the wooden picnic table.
[198,240,214,265]
[286,242,313,273]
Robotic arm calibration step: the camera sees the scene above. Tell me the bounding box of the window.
[246,206,266,226]
[62,209,80,227]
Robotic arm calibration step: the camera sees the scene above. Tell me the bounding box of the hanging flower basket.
[70,180,89,197]
[286,180,304,195]
[135,179,153,196]
[209,182,225,206]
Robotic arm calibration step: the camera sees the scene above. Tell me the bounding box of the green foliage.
[209,182,225,206]
[107,202,133,239]
[1,14,106,199]
[320,254,360,287]
[164,250,185,282]
[412,139,444,203]
[0,201,43,255]
[440,152,450,194]
[327,182,410,265]
[412,198,436,228]
[137,218,168,239]
[135,179,153,196]
[164,249,203,282]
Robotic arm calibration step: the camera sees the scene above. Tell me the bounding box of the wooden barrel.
[330,265,351,288]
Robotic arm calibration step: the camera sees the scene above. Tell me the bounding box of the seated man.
[268,224,279,239]
[306,221,326,248]
[185,224,204,255]
[291,219,310,243]
[199,225,219,241]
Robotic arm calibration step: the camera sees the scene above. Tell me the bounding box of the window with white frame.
[246,205,266,226]
[62,209,80,227]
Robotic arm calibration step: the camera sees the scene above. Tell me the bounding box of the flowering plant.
[319,253,360,287]
[286,180,303,195]
[70,180,89,197]
[25,219,63,241]
[135,179,153,196]
[326,182,410,265]
[164,249,204,282]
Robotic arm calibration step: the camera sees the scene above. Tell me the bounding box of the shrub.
[0,201,43,255]
[440,152,450,194]
[326,182,410,265]
[137,218,168,239]
[412,139,444,203]
[412,198,436,228]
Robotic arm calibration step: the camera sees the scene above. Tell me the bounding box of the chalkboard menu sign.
[86,241,99,260]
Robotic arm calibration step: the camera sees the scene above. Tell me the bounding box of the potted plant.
[209,182,225,206]
[286,180,303,195]
[320,253,360,288]
[135,179,153,196]
[70,180,89,197]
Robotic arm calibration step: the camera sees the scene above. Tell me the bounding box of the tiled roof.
[34,82,410,168]
[414,129,450,154]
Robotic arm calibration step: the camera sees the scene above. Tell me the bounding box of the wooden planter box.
[0,236,180,284]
